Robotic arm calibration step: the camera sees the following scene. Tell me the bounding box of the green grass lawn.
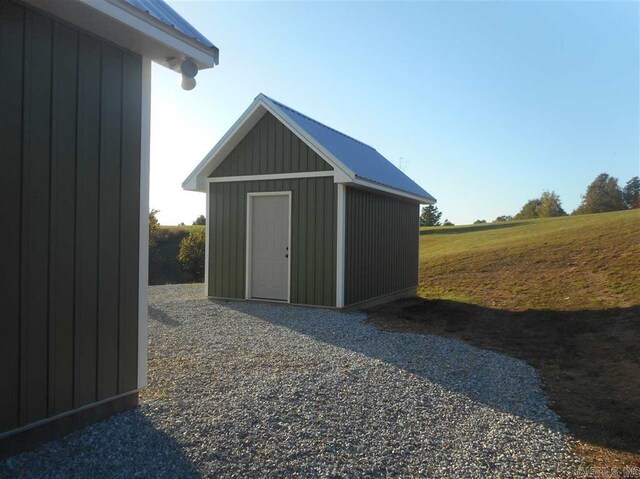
[370,209,640,469]
[419,210,640,310]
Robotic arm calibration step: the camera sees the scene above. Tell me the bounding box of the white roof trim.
[259,95,354,182]
[351,177,435,204]
[183,94,433,203]
[183,96,353,192]
[182,99,267,191]
[23,0,217,70]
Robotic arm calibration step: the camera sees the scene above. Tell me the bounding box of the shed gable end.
[210,112,333,177]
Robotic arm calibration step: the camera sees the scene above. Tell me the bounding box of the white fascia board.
[94,0,218,68]
[351,177,436,204]
[183,97,354,193]
[24,0,217,70]
[182,99,268,192]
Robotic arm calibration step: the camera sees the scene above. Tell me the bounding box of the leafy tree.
[515,190,566,219]
[149,209,160,247]
[538,190,567,218]
[178,229,206,281]
[494,215,513,222]
[473,219,487,224]
[443,219,455,226]
[193,214,206,226]
[623,176,640,209]
[515,199,542,220]
[420,204,442,227]
[574,173,625,215]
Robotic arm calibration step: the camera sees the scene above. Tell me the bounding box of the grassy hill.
[419,210,639,310]
[370,209,640,468]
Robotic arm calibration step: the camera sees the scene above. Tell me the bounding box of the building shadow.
[149,304,182,327]
[368,298,640,456]
[0,407,199,478]
[219,297,639,455]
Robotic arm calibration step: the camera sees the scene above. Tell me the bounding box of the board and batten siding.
[208,178,337,306]
[344,186,420,306]
[211,112,333,177]
[0,0,141,435]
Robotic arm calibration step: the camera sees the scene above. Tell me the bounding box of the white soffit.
[23,0,218,70]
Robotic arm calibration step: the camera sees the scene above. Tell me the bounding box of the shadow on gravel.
[149,304,183,327]
[0,408,200,478]
[216,300,564,432]
[217,297,640,459]
[366,298,640,459]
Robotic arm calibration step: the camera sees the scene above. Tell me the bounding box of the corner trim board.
[336,184,346,308]
[137,58,151,390]
[204,185,210,296]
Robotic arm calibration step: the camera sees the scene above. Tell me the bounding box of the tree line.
[420,173,640,226]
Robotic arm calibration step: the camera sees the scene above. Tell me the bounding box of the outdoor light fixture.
[180,59,198,91]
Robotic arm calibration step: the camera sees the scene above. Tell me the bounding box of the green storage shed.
[183,94,436,308]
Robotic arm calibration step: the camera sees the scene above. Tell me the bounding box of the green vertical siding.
[0,0,23,432]
[208,178,337,306]
[0,0,141,435]
[344,187,419,306]
[49,21,78,416]
[211,112,332,176]
[74,33,101,409]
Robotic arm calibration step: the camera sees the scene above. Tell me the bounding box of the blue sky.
[151,1,639,225]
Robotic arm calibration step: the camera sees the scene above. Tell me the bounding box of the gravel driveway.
[0,284,580,478]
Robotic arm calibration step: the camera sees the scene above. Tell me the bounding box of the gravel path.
[0,284,580,478]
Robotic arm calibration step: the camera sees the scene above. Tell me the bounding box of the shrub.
[148,209,164,279]
[178,229,206,281]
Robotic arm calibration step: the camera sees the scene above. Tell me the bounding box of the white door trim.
[245,191,292,303]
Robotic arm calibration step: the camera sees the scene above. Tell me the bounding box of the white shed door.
[250,195,290,301]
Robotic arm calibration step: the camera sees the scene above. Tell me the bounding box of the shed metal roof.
[123,0,216,50]
[264,96,435,202]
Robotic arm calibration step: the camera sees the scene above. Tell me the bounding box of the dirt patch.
[366,298,640,470]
